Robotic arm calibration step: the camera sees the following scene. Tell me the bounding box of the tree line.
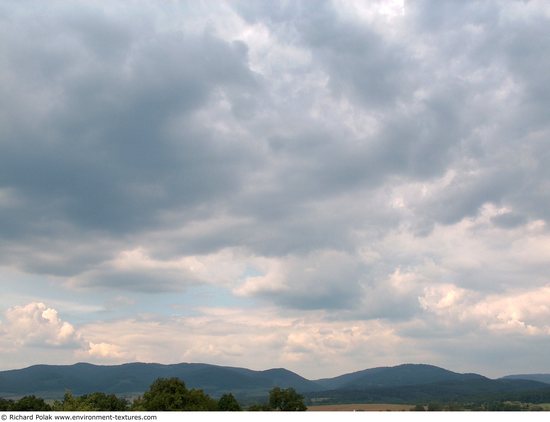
[0,377,307,411]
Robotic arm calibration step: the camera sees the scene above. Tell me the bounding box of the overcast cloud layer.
[1,0,550,378]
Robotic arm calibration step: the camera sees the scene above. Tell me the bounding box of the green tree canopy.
[10,395,51,411]
[133,377,217,411]
[53,391,129,411]
[268,387,307,411]
[0,398,14,411]
[217,393,241,411]
[82,392,129,411]
[52,392,79,411]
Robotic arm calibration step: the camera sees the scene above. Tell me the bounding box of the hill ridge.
[2,362,550,404]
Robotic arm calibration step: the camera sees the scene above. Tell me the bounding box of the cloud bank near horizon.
[1,0,550,378]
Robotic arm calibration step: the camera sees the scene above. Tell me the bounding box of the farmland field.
[308,403,414,411]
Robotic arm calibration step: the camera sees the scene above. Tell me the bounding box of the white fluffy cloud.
[1,302,82,348]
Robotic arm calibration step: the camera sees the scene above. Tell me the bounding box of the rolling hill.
[1,362,549,405]
[0,362,321,400]
[308,364,550,404]
[314,363,486,390]
[501,374,550,384]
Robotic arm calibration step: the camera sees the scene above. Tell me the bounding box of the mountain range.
[1,362,549,404]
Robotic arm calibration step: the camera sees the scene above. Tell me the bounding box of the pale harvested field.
[308,403,414,411]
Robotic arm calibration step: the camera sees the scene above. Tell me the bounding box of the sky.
[1,0,550,379]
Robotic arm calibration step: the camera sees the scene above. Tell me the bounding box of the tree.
[217,393,241,411]
[136,378,189,411]
[80,392,129,411]
[268,387,307,411]
[0,398,14,411]
[184,389,217,411]
[53,392,129,411]
[53,391,128,412]
[133,377,217,411]
[52,392,80,411]
[10,395,51,411]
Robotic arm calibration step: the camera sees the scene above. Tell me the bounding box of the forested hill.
[500,374,550,384]
[0,362,321,399]
[1,362,549,404]
[314,363,486,390]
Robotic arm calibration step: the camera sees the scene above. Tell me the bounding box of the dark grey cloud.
[1,0,549,321]
[0,26,257,229]
[408,0,499,33]
[237,251,366,310]
[301,6,413,108]
[235,0,414,107]
[416,169,521,227]
[0,2,262,273]
[491,212,527,229]
[404,0,550,228]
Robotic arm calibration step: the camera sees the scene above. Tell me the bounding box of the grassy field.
[308,402,550,411]
[308,403,414,411]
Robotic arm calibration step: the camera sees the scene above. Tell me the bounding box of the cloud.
[418,284,550,336]
[73,294,550,378]
[235,250,365,310]
[69,248,248,292]
[0,302,82,348]
[78,307,407,378]
[86,342,129,361]
[2,291,550,378]
[1,0,550,376]
[2,0,549,272]
[0,1,260,274]
[0,302,128,366]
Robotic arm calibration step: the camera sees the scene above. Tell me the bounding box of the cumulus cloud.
[0,302,82,348]
[85,342,129,361]
[418,284,550,337]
